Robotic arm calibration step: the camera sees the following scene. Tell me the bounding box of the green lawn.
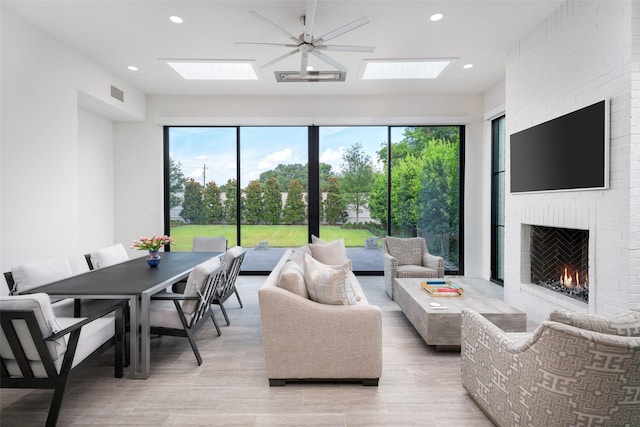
[169,224,378,251]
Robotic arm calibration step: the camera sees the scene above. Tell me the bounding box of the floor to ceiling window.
[165,124,464,274]
[387,126,464,274]
[239,127,308,271]
[318,126,387,271]
[491,116,506,284]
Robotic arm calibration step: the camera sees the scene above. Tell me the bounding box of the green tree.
[243,180,263,224]
[263,177,282,225]
[169,157,186,208]
[203,181,223,224]
[181,179,205,224]
[260,163,308,191]
[340,142,374,223]
[368,171,387,228]
[323,176,346,225]
[223,178,238,223]
[283,179,306,224]
[418,139,459,256]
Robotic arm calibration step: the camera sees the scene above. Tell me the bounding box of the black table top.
[26,252,221,296]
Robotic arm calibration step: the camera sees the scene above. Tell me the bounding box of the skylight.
[362,60,451,80]
[166,61,258,80]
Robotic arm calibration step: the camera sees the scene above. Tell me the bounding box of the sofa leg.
[269,379,286,386]
[362,378,379,386]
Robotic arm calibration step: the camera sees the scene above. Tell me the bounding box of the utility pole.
[203,164,208,186]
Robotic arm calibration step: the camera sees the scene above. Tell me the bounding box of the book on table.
[421,279,464,297]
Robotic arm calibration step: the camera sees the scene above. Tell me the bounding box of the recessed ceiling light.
[430,13,444,22]
[127,65,139,71]
[169,15,183,24]
[362,59,452,80]
[165,60,259,80]
[463,63,474,69]
[306,66,314,71]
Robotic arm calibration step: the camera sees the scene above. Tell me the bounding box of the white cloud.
[258,148,293,169]
[194,155,208,161]
[320,147,344,164]
[188,169,203,179]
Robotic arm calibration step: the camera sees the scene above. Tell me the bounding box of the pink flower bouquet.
[131,235,174,251]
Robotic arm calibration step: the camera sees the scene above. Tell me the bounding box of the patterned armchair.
[461,308,640,427]
[382,236,444,300]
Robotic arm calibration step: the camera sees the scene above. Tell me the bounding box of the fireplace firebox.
[529,225,589,303]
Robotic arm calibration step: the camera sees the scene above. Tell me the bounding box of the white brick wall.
[505,0,636,323]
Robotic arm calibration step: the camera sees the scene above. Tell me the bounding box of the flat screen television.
[510,100,609,193]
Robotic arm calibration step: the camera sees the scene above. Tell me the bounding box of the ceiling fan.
[236,0,375,78]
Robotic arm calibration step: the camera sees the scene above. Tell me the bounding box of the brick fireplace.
[503,1,636,324]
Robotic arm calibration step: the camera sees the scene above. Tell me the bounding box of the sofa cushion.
[549,309,640,337]
[12,257,73,293]
[384,237,423,266]
[182,256,221,315]
[303,253,355,305]
[309,236,349,266]
[278,261,309,299]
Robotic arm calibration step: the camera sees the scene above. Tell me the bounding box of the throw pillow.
[287,245,311,266]
[278,261,309,299]
[549,309,640,337]
[309,237,349,267]
[302,253,356,305]
[384,236,424,266]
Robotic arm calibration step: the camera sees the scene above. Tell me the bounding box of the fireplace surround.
[522,224,590,304]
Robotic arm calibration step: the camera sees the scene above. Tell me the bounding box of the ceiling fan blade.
[311,50,347,72]
[235,41,299,48]
[300,51,309,77]
[303,0,317,44]
[260,48,300,68]
[318,44,376,53]
[249,10,300,44]
[312,16,370,45]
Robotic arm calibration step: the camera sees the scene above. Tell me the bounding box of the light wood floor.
[1,276,499,426]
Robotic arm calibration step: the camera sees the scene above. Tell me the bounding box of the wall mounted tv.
[510,99,609,193]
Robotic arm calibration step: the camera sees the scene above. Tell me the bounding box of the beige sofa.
[461,308,640,427]
[258,247,382,386]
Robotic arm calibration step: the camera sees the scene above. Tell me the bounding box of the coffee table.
[394,278,526,350]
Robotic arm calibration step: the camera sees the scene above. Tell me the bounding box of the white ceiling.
[5,0,562,97]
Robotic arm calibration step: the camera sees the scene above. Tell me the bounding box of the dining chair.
[214,246,246,326]
[0,293,125,427]
[149,257,226,365]
[192,236,227,252]
[5,257,78,317]
[87,243,129,270]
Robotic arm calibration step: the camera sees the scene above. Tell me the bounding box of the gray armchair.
[461,308,640,427]
[382,236,444,300]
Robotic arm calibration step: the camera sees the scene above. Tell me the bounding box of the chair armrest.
[151,293,201,301]
[422,253,444,276]
[45,300,125,341]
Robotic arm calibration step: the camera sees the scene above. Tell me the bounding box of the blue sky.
[169,126,407,187]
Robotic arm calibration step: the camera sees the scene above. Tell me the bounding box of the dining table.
[26,251,221,379]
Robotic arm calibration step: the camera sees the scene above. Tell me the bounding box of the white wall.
[113,93,488,276]
[504,0,636,322]
[0,7,145,292]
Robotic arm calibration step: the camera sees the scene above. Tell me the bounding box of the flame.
[559,268,588,289]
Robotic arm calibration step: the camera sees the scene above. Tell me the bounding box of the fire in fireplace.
[530,226,589,303]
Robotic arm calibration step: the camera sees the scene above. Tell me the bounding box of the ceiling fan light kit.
[236,0,374,81]
[275,70,346,82]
